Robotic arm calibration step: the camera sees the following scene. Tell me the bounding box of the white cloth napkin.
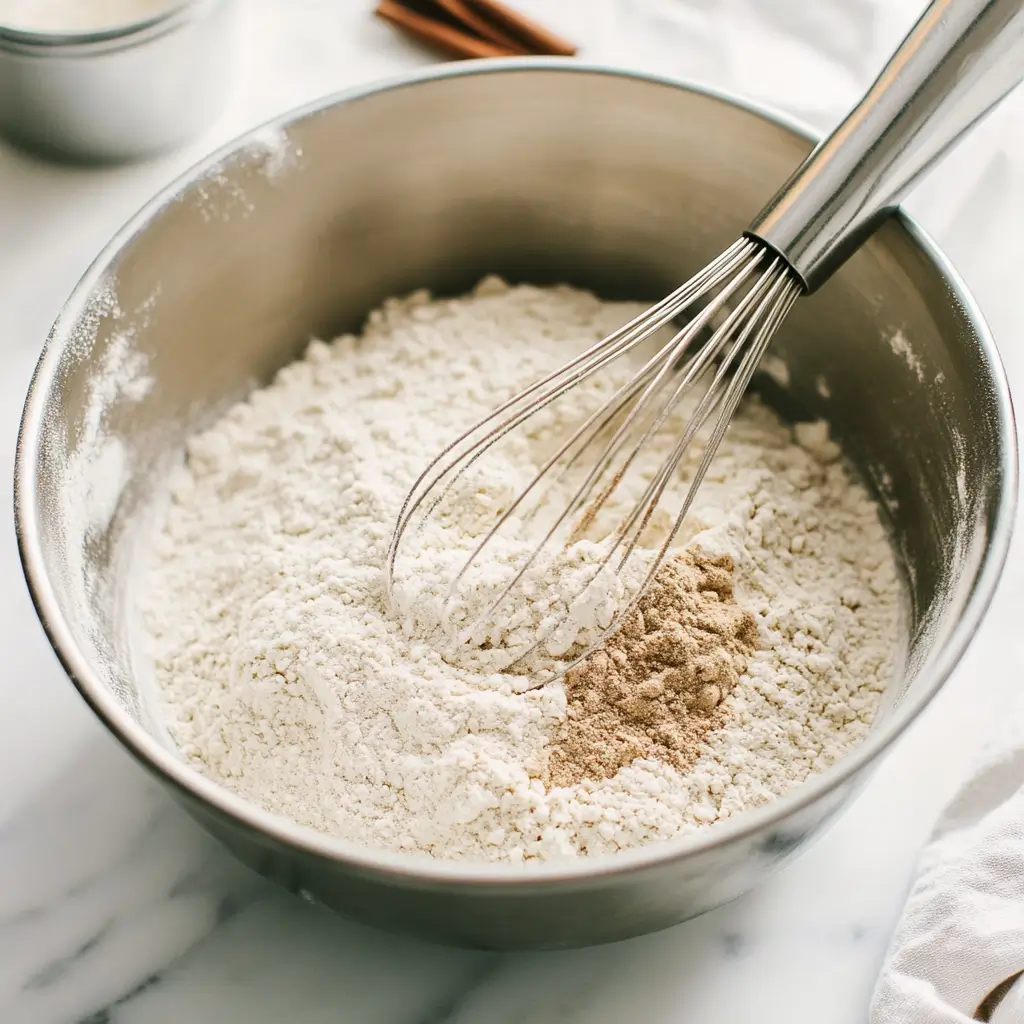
[871,700,1024,1022]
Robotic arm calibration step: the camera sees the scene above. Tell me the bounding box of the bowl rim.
[14,56,1019,888]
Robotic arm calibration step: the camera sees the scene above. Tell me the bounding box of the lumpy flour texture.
[144,279,901,862]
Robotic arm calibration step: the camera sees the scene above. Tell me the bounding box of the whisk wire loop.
[384,238,755,594]
[509,265,803,684]
[446,240,773,611]
[385,238,803,682]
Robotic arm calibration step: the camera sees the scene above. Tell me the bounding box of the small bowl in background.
[0,0,235,163]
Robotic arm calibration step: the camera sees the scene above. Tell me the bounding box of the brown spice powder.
[546,550,759,787]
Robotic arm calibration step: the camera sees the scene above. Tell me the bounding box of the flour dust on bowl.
[15,62,1016,950]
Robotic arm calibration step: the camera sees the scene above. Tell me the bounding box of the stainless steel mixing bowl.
[14,60,1017,950]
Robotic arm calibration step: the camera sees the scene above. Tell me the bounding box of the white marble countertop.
[2,2,1024,1021]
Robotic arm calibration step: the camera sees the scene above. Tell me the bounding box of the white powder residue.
[54,279,155,660]
[761,353,790,388]
[888,328,926,383]
[190,126,303,223]
[143,280,901,863]
[84,327,154,438]
[70,293,155,527]
[246,125,303,181]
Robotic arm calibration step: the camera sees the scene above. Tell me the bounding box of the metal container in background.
[0,0,235,163]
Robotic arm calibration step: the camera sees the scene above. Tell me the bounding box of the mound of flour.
[143,278,901,862]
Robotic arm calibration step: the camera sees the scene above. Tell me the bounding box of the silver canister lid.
[0,0,235,163]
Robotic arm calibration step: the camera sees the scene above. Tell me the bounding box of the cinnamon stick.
[376,0,520,59]
[375,0,577,60]
[432,0,527,52]
[464,0,576,56]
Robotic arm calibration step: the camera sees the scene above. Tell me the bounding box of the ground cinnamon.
[547,550,758,787]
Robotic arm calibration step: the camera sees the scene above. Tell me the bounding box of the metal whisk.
[387,0,1024,684]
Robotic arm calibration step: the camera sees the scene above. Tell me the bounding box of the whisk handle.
[747,0,1024,293]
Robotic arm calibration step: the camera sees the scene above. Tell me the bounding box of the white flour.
[143,279,901,862]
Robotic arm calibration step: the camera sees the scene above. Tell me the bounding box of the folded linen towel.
[871,705,1024,1022]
